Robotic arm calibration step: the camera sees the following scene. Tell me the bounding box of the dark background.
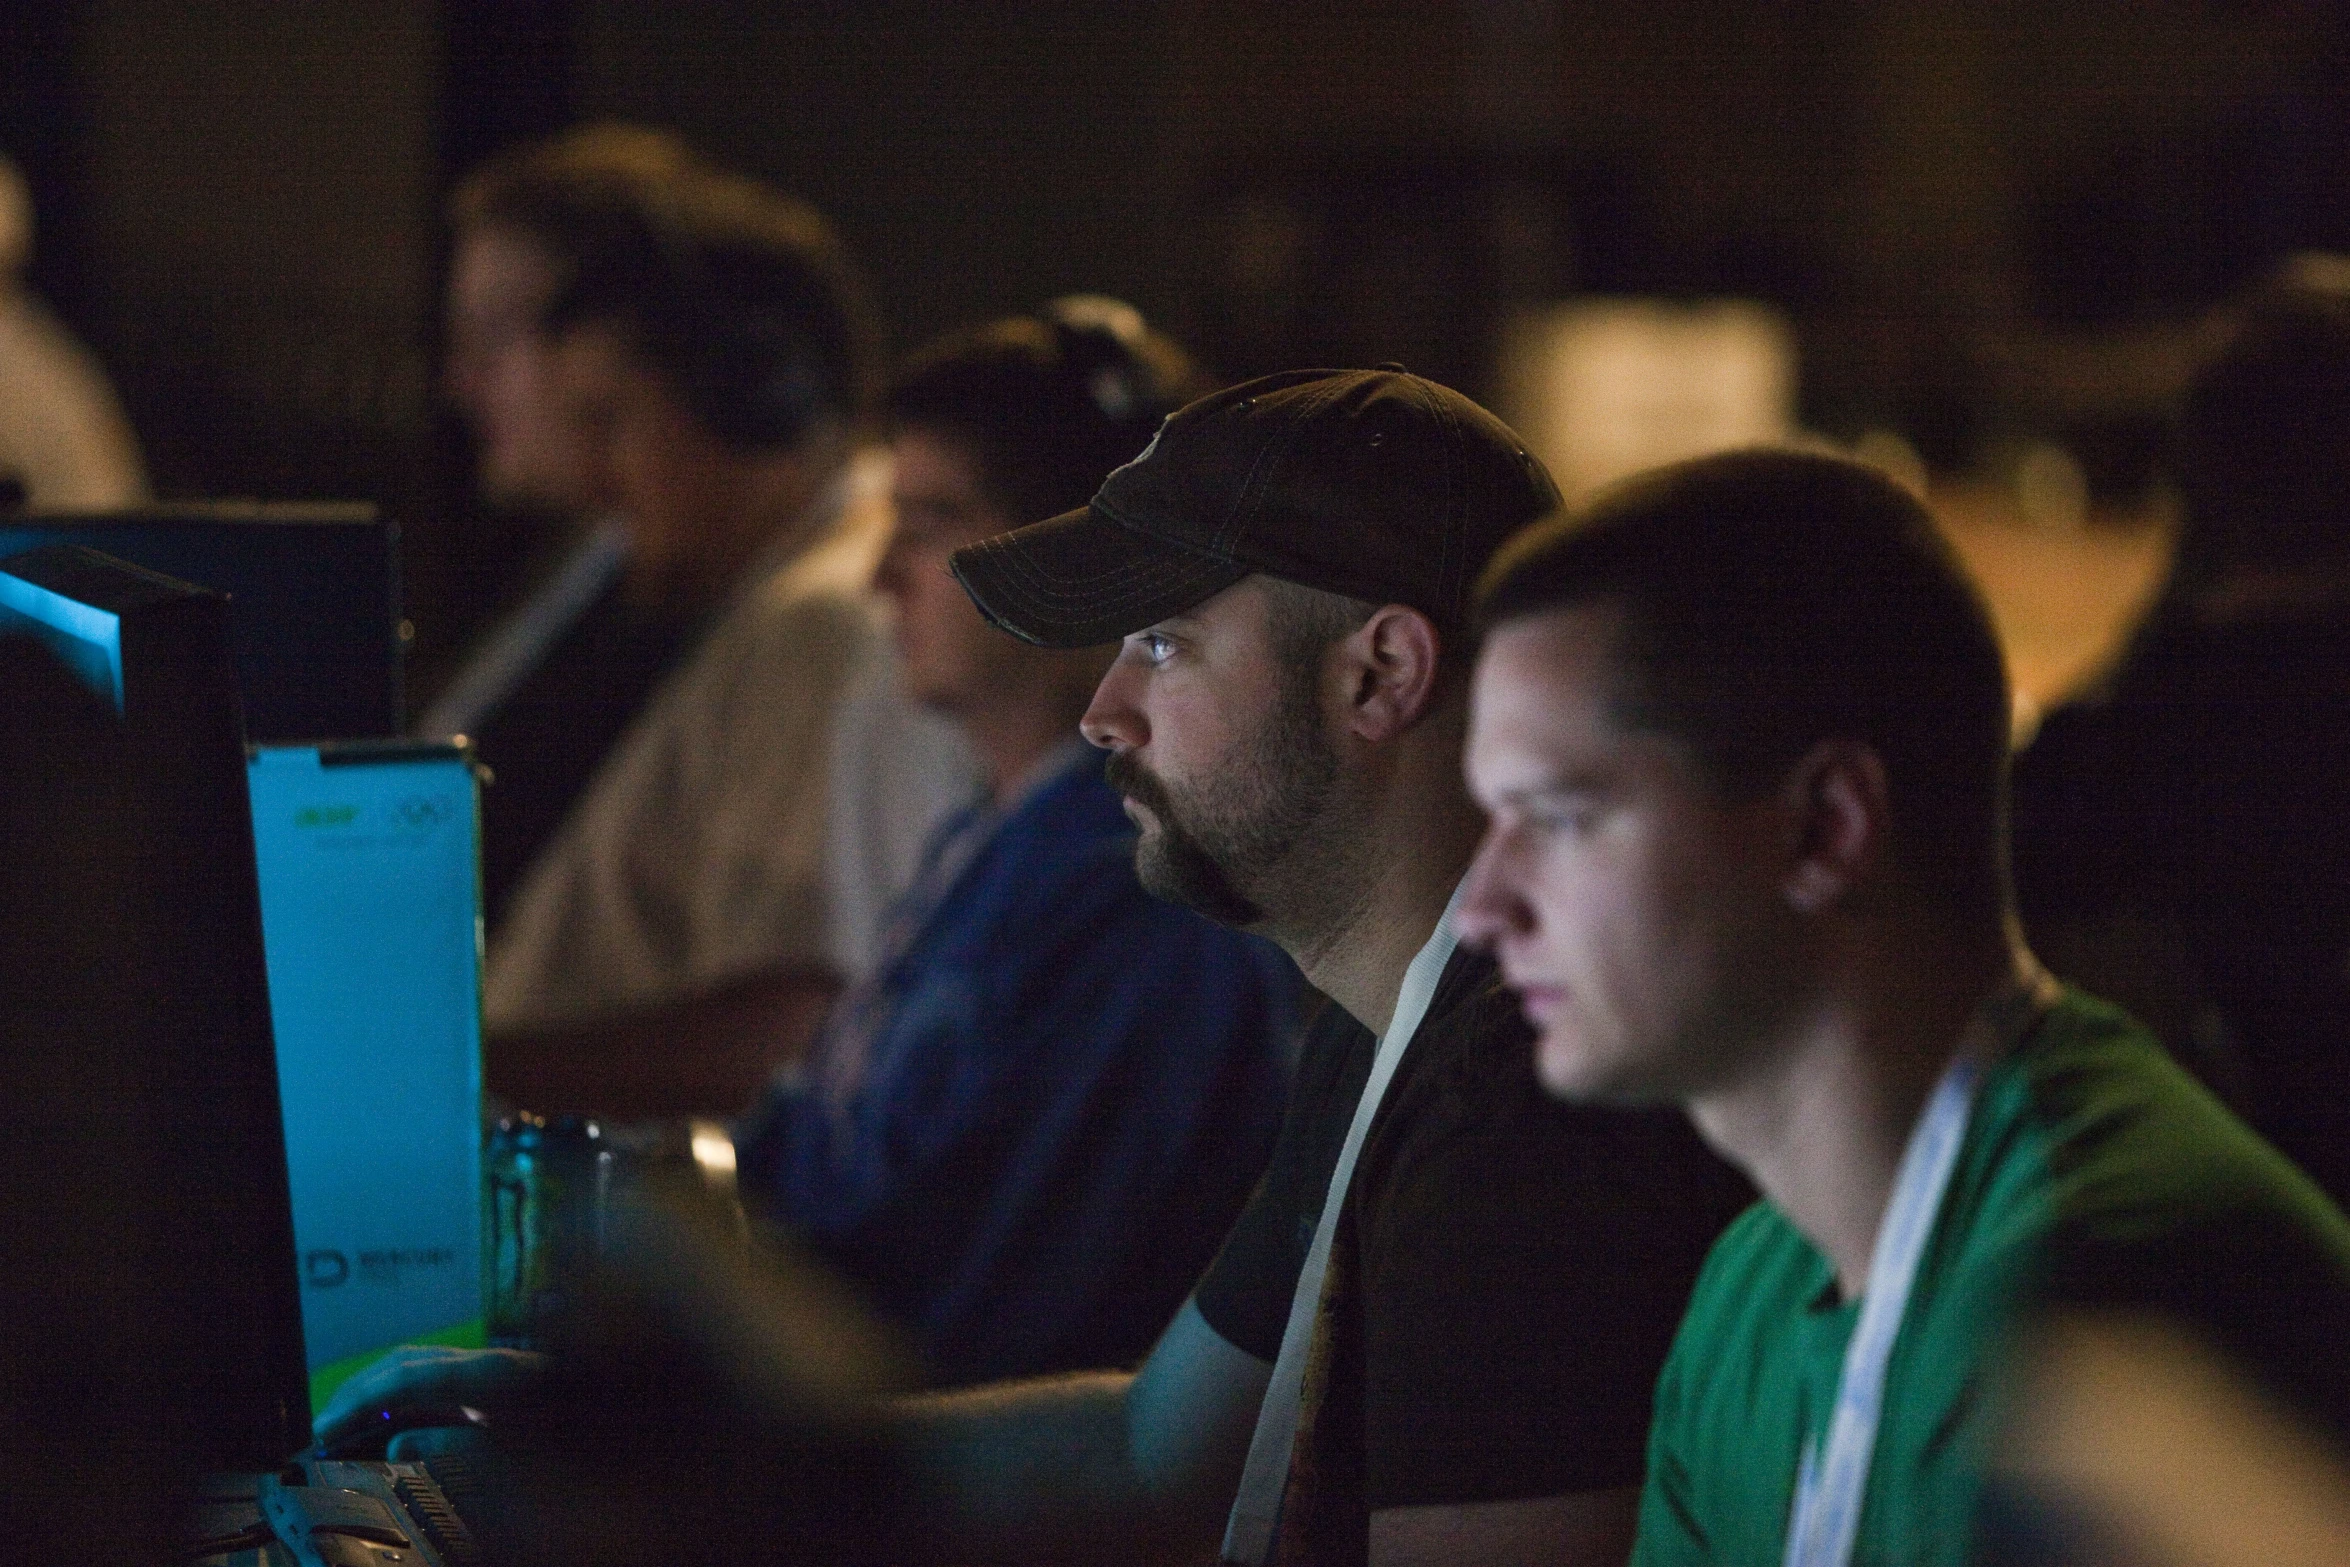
[4,0,2345,686]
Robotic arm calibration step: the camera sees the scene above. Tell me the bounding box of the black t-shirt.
[1194,946,1752,1566]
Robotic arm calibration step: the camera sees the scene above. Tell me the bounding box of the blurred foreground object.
[0,637,181,1560]
[0,153,149,508]
[1986,1311,2350,1567]
[398,1173,923,1566]
[1495,297,1797,500]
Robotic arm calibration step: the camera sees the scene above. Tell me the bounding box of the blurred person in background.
[2010,256,2350,1208]
[445,126,972,1115]
[0,152,148,510]
[732,300,1297,1388]
[423,125,694,915]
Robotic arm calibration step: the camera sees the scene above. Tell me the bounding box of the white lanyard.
[1222,882,1468,1566]
[1781,968,2056,1567]
[414,518,629,739]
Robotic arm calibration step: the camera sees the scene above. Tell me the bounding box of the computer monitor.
[0,502,402,740]
[249,740,486,1389]
[0,545,312,1471]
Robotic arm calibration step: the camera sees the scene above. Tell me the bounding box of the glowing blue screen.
[0,568,125,710]
[248,744,484,1370]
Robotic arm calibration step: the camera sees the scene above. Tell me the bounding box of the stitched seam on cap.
[979,558,1192,622]
[982,539,1226,614]
[1219,376,1352,558]
[1092,489,1240,565]
[970,532,1244,620]
[1415,378,1468,624]
[978,519,1224,593]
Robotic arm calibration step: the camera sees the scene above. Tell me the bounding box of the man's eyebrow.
[1489,769,1609,805]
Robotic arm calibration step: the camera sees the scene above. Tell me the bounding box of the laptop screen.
[248,741,486,1397]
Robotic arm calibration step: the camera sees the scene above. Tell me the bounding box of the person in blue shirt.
[733,300,1299,1387]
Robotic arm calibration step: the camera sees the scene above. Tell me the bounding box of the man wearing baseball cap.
[309,368,1746,1565]
[902,367,1750,1566]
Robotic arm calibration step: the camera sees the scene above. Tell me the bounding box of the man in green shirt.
[1454,449,2350,1566]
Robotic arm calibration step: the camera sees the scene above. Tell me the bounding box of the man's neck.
[1686,920,2021,1300]
[1281,773,1486,1039]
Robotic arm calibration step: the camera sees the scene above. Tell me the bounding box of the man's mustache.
[1103,749,1176,822]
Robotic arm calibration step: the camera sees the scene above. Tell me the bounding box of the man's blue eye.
[1531,803,1596,835]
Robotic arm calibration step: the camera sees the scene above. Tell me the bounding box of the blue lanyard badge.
[1781,1054,1980,1567]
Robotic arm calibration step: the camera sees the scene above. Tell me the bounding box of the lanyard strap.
[1782,965,2058,1567]
[415,519,629,739]
[1222,884,1468,1566]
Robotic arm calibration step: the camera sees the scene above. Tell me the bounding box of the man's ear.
[1335,605,1444,742]
[1780,739,1890,913]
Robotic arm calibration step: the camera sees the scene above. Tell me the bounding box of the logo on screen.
[394,795,452,829]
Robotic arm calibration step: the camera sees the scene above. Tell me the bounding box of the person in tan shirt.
[452,130,972,1115]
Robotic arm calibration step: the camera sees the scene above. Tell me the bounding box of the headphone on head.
[631,177,848,451]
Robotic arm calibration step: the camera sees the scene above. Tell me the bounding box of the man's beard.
[1102,670,1338,930]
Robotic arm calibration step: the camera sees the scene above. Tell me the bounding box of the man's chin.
[1132,837,1263,929]
[1534,1031,1665,1107]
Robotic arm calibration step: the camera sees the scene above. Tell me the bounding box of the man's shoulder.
[2008,988,2350,1290]
[2001,989,2342,1218]
[1946,985,2350,1444]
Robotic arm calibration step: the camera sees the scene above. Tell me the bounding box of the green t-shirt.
[1633,989,2350,1567]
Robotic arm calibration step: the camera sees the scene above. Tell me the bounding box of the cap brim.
[949,505,1253,649]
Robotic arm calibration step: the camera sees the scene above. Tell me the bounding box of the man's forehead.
[1477,605,1623,703]
[1468,610,1635,762]
[455,227,557,299]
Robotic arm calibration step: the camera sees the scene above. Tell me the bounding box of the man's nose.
[1453,826,1527,948]
[1080,659,1145,752]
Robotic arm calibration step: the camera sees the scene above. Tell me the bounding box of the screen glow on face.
[0,569,124,710]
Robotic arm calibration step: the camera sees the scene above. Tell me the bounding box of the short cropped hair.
[450,123,876,449]
[1476,449,2013,913]
[884,297,1209,527]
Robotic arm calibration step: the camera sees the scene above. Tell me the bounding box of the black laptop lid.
[0,502,401,740]
[0,546,313,1472]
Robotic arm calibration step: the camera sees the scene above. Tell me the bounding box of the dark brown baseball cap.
[948,365,1562,647]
